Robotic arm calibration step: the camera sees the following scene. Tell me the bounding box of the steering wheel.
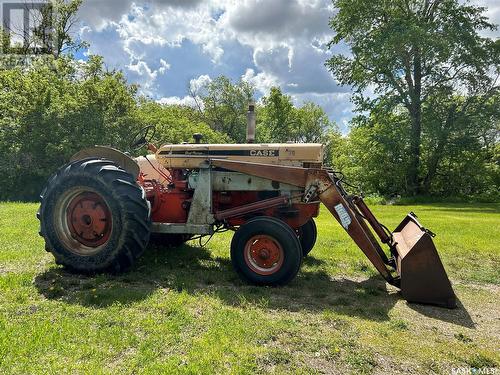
[130,125,156,151]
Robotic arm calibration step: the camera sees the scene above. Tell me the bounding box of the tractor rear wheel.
[231,217,302,286]
[298,219,317,256]
[38,158,151,273]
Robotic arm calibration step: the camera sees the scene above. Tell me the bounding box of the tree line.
[0,0,498,201]
[327,0,499,197]
[0,56,337,200]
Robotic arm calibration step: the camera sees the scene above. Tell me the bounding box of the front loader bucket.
[392,214,456,308]
[208,160,457,308]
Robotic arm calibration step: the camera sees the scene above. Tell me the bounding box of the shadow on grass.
[34,244,474,326]
[407,299,475,328]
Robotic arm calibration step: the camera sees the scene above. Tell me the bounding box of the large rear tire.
[230,217,302,286]
[38,158,151,273]
[298,219,317,256]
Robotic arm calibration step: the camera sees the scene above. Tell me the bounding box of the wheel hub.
[66,192,112,247]
[244,235,284,275]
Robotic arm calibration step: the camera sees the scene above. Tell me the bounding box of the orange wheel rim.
[66,192,112,247]
[244,235,284,275]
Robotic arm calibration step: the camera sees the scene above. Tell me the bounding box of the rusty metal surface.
[246,102,256,143]
[158,144,324,169]
[392,215,456,308]
[353,196,391,244]
[151,223,213,235]
[186,166,215,225]
[211,159,310,187]
[215,195,290,221]
[351,205,391,265]
[211,160,394,281]
[314,173,394,281]
[188,171,301,192]
[207,159,456,307]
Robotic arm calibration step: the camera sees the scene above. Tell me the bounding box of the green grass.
[0,202,499,374]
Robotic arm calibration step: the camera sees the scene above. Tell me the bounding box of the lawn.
[0,202,499,374]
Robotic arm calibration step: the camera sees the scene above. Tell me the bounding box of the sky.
[75,0,500,132]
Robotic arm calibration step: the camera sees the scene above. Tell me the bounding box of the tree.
[0,0,86,58]
[258,87,297,143]
[420,92,500,195]
[0,54,231,201]
[192,76,255,143]
[296,102,333,143]
[327,0,499,194]
[259,87,336,144]
[326,94,500,198]
[330,104,412,195]
[136,101,229,145]
[34,0,88,57]
[0,56,141,200]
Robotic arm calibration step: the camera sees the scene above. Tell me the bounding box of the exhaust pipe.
[246,101,256,143]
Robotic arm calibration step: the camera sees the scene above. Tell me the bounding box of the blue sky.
[76,0,499,133]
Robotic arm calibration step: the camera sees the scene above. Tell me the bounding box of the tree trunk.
[422,104,457,193]
[408,49,423,195]
[422,140,443,194]
[408,107,422,195]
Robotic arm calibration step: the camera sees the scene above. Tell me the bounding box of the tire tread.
[38,158,151,273]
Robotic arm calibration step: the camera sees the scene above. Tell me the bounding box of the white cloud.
[157,74,211,108]
[241,68,278,94]
[159,59,171,74]
[79,0,205,30]
[481,0,500,38]
[157,96,198,106]
[125,58,171,95]
[112,2,228,62]
[220,0,332,49]
[189,74,212,93]
[76,0,499,130]
[80,0,338,96]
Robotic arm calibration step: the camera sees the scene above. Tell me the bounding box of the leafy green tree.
[420,92,500,195]
[258,87,297,142]
[258,87,336,144]
[296,102,333,143]
[1,27,10,53]
[0,54,231,200]
[328,0,499,194]
[0,56,141,200]
[136,101,229,145]
[329,93,499,198]
[0,0,86,57]
[34,0,88,57]
[330,105,412,195]
[194,76,255,143]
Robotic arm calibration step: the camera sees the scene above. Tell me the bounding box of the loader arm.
[212,159,456,308]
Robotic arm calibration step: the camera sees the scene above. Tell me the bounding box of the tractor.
[38,105,456,308]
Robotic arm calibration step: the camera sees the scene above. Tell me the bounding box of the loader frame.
[208,158,457,308]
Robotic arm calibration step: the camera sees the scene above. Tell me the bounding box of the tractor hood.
[156,143,324,169]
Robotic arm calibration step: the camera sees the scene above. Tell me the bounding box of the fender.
[70,146,140,178]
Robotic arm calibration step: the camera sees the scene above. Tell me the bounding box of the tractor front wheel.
[38,158,151,273]
[231,217,302,286]
[298,219,317,256]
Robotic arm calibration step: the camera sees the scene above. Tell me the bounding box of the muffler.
[391,213,456,308]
